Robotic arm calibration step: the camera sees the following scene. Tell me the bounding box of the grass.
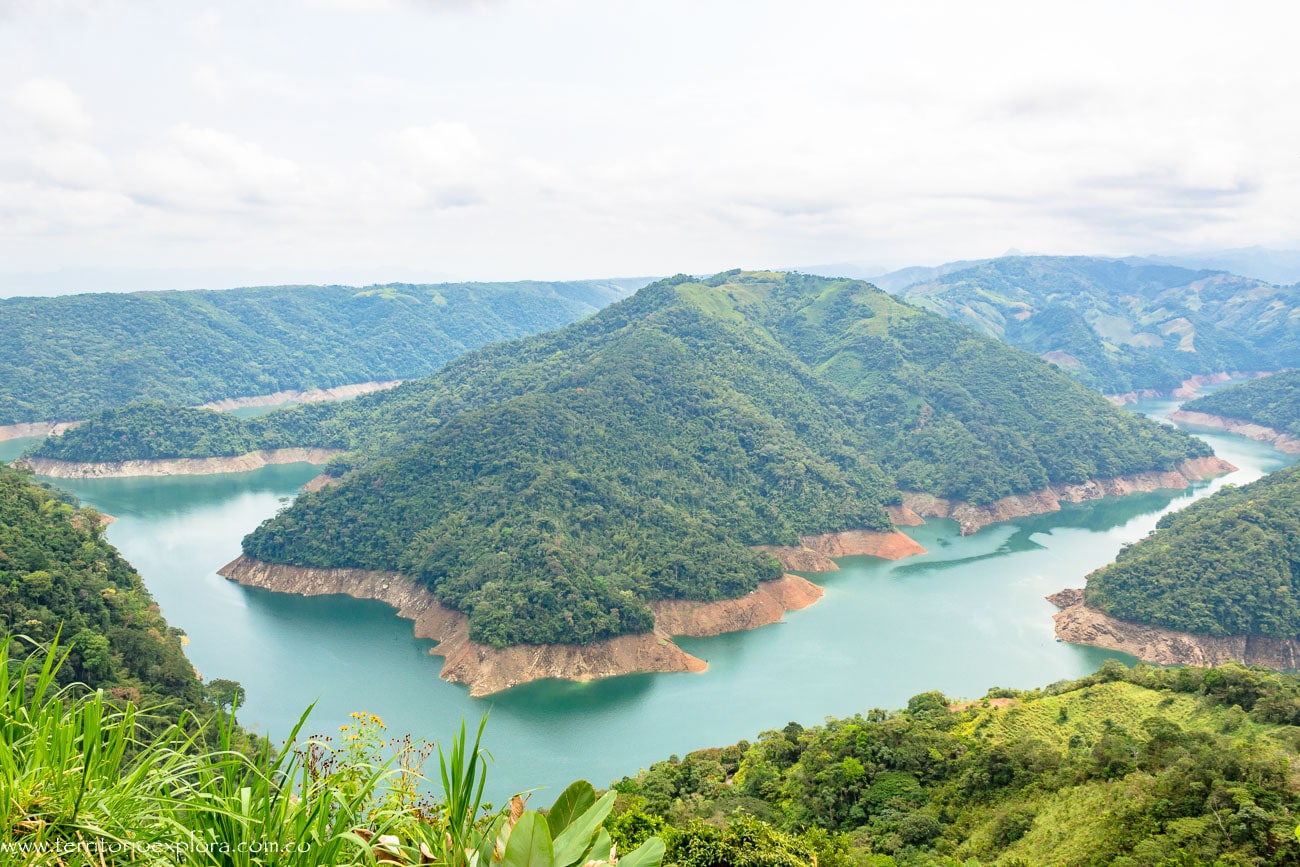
[0,636,666,866]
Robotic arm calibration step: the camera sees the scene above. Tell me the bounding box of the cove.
[3,397,1295,801]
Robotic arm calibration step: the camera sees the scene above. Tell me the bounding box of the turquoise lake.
[1,396,1294,800]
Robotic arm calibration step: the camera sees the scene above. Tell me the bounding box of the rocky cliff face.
[1167,410,1300,454]
[218,556,831,696]
[1051,589,1300,669]
[900,456,1236,535]
[18,448,342,479]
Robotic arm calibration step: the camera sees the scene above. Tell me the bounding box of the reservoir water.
[1,397,1295,800]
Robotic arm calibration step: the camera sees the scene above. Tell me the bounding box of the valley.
[4,393,1288,802]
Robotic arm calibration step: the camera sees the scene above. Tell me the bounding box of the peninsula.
[1053,464,1300,666]
[229,271,1218,683]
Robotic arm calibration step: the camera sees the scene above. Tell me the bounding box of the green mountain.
[1083,464,1300,638]
[610,661,1300,865]
[896,256,1299,394]
[1181,370,1300,437]
[0,463,209,715]
[0,279,640,426]
[240,271,1210,648]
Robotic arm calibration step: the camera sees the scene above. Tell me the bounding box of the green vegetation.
[1085,464,1300,637]
[0,462,208,716]
[897,256,1300,394]
[0,639,665,866]
[608,661,1300,865]
[24,402,352,463]
[242,271,1210,648]
[0,279,639,426]
[13,628,1300,865]
[1183,370,1300,436]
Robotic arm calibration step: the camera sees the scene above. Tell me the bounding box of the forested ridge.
[239,271,1210,648]
[1182,370,1300,437]
[1084,464,1300,637]
[897,256,1299,395]
[25,401,354,462]
[0,463,212,717]
[0,279,638,425]
[607,661,1300,865]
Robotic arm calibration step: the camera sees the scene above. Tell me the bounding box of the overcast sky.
[1,0,1297,291]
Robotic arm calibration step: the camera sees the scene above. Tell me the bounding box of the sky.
[1,0,1298,293]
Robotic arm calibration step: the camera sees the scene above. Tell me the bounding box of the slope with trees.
[238,271,1214,649]
[1175,369,1300,445]
[0,462,211,716]
[0,279,640,426]
[896,256,1299,395]
[608,660,1300,865]
[1083,464,1300,638]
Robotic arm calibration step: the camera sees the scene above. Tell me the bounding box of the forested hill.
[1085,464,1300,637]
[1181,370,1300,436]
[241,271,1210,649]
[609,661,1300,865]
[0,279,640,425]
[0,463,211,717]
[896,256,1299,395]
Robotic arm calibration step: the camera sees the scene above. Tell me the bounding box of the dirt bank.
[1050,589,1300,669]
[218,556,826,696]
[1167,410,1300,454]
[18,448,342,479]
[1105,371,1270,406]
[0,420,81,443]
[197,380,401,411]
[757,529,927,572]
[900,456,1235,535]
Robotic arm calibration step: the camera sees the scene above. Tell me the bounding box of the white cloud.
[382,123,492,208]
[129,125,317,212]
[0,0,1297,280]
[9,77,91,138]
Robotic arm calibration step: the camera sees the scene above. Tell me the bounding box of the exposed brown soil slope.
[18,448,342,479]
[218,556,831,696]
[1050,589,1300,669]
[900,456,1235,535]
[1167,410,1300,454]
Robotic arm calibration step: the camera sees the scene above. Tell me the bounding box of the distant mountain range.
[887,256,1299,395]
[0,279,645,426]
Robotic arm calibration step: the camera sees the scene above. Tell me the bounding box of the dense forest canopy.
[240,271,1210,648]
[0,463,210,716]
[0,279,640,425]
[609,661,1300,865]
[1182,370,1300,437]
[897,256,1300,395]
[1085,464,1300,637]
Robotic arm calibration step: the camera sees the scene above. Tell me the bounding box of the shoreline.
[196,380,401,411]
[757,528,927,572]
[17,448,342,479]
[0,420,81,443]
[1166,410,1300,454]
[1105,370,1270,406]
[217,555,840,696]
[899,456,1235,535]
[1049,589,1300,669]
[0,379,402,443]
